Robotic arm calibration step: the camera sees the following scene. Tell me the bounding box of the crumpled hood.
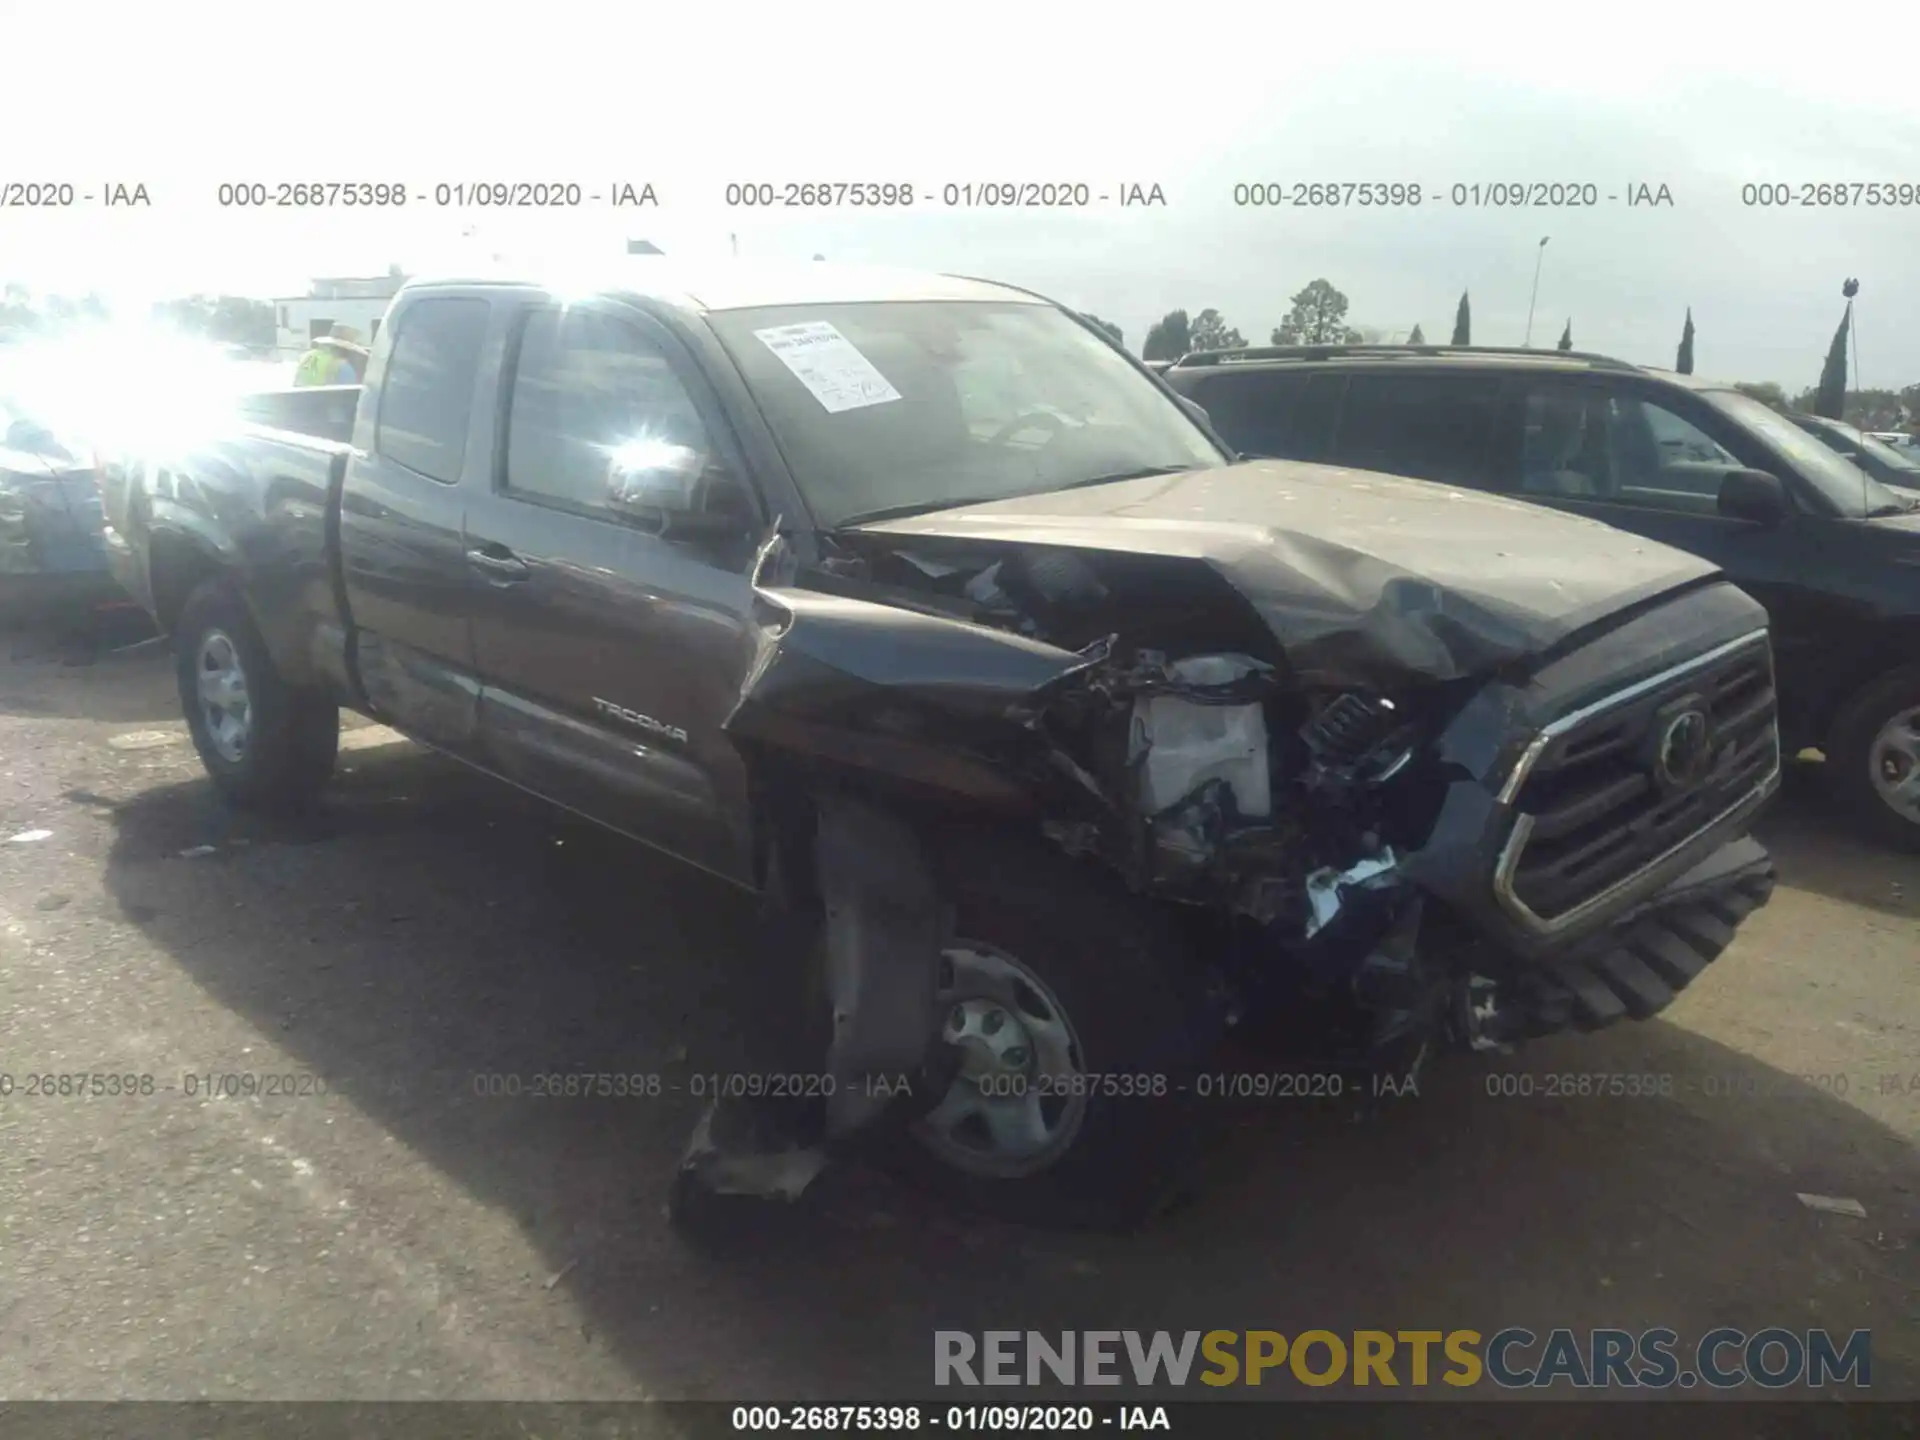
[851,460,1722,686]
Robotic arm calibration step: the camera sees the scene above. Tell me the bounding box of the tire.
[881,826,1207,1230]
[1827,664,1920,853]
[175,577,339,811]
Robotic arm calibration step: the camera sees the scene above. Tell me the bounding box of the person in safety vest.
[293,325,369,386]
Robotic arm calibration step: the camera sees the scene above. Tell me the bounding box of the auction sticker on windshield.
[753,321,903,413]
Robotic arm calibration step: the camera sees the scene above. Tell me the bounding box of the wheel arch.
[146,527,236,638]
[1816,624,1920,748]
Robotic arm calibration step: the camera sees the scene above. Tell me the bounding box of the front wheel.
[883,828,1207,1230]
[1828,666,1920,853]
[175,578,339,810]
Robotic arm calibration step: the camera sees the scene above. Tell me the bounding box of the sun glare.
[0,320,282,464]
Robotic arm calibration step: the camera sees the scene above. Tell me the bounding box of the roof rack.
[1171,343,1645,374]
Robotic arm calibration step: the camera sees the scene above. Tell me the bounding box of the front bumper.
[1485,834,1775,1040]
[1404,583,1780,961]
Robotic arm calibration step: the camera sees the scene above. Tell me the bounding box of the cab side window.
[1519,388,1613,498]
[1331,373,1502,485]
[504,307,715,517]
[1520,385,1743,515]
[374,298,491,484]
[1186,370,1343,461]
[1186,372,1306,457]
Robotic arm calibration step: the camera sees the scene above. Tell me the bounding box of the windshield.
[1849,428,1920,477]
[707,301,1227,527]
[1704,391,1900,516]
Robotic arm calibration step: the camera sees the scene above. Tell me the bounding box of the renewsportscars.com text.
[934,1329,1872,1390]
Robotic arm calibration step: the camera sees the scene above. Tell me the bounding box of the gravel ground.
[0,625,1915,1415]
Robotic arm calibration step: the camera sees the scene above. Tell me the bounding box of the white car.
[1869,431,1920,455]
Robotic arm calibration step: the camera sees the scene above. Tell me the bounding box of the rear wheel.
[884,828,1206,1229]
[175,578,339,810]
[1828,666,1920,852]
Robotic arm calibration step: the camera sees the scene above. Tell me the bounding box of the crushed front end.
[765,529,1782,1074]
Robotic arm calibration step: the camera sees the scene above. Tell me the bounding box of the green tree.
[1734,381,1788,411]
[1814,303,1852,419]
[0,283,37,339]
[1676,308,1695,374]
[1271,279,1356,346]
[1407,323,1425,345]
[1079,313,1123,346]
[1450,291,1470,346]
[0,286,112,340]
[1842,388,1905,431]
[1188,308,1247,353]
[151,294,277,348]
[1142,309,1192,361]
[1557,320,1573,352]
[43,292,108,323]
[1900,383,1920,429]
[1790,388,1911,429]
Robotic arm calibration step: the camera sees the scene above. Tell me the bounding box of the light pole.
[1523,236,1550,347]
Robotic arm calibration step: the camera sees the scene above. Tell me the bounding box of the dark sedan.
[0,398,122,624]
[1787,411,1920,493]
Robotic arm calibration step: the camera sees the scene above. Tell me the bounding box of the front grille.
[1498,633,1779,927]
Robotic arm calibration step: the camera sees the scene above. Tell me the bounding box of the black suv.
[1162,344,1920,850]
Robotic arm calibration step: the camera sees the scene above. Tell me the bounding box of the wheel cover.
[1868,705,1920,824]
[911,940,1089,1179]
[196,629,252,763]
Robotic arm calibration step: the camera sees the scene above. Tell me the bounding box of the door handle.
[466,546,530,582]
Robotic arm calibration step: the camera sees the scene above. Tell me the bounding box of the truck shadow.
[97,742,1920,1402]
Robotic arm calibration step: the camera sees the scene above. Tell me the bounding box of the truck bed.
[105,414,358,697]
[234,385,362,445]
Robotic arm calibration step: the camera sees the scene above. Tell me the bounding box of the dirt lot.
[0,624,1915,1414]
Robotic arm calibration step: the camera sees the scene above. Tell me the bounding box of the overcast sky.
[5,1,1915,390]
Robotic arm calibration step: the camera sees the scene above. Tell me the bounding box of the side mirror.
[606,443,755,541]
[1718,468,1790,525]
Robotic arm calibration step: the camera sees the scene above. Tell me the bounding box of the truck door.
[339,294,493,753]
[464,300,764,886]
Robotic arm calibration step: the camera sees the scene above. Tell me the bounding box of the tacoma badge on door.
[593,697,689,743]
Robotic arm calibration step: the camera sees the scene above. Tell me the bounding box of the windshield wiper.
[836,496,1004,527]
[836,466,1196,527]
[1866,498,1920,517]
[1052,464,1195,491]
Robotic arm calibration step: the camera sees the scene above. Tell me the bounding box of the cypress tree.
[1814,305,1851,419]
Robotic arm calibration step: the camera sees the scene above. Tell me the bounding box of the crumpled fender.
[724,584,1094,812]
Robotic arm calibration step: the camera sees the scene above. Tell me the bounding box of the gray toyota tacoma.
[102,261,1781,1228]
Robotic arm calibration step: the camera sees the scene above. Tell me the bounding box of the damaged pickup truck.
[103,262,1781,1228]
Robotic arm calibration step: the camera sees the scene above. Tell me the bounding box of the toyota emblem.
[1655,708,1714,792]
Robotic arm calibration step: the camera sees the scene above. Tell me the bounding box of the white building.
[272,268,407,359]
